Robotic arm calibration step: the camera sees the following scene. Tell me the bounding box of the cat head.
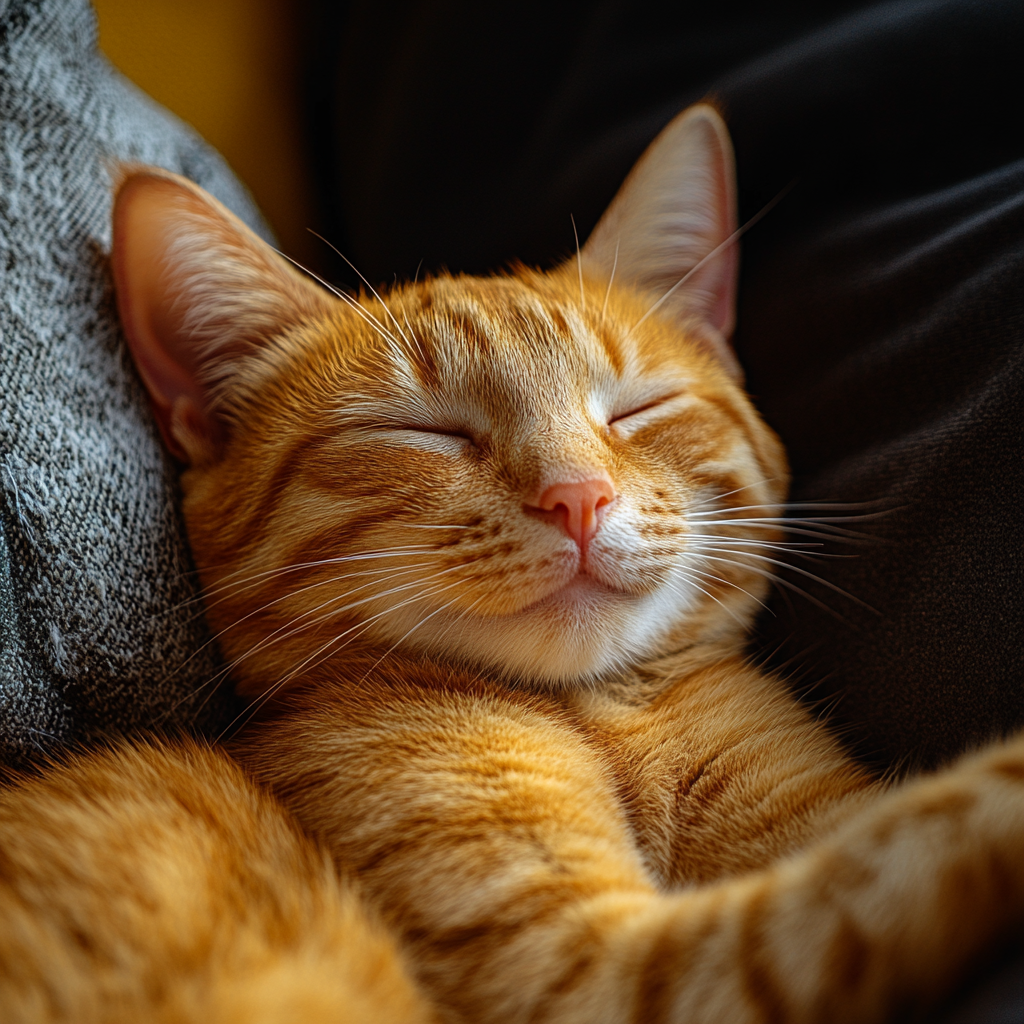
[112,103,787,697]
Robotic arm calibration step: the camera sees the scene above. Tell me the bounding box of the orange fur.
[2,104,1023,1023]
[0,742,433,1023]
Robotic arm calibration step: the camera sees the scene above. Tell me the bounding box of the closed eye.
[609,394,681,425]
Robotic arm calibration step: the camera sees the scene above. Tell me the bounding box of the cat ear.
[582,103,741,378]
[111,166,336,465]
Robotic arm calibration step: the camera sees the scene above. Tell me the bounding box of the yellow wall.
[92,0,318,267]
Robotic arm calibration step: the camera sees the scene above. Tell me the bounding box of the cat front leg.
[570,650,882,886]
[631,730,1024,1024]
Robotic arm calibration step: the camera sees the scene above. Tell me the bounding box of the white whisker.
[197,545,440,600]
[213,572,478,739]
[688,478,781,510]
[360,583,481,681]
[689,500,889,517]
[631,183,794,334]
[571,214,585,311]
[600,238,619,327]
[202,558,438,616]
[275,247,408,361]
[691,550,873,617]
[308,229,418,356]
[403,311,430,364]
[686,534,852,560]
[198,560,481,698]
[160,561,438,688]
[690,520,876,542]
[668,577,747,626]
[254,576,474,707]
[677,565,771,612]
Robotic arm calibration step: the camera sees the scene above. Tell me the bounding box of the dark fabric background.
[306,0,1024,777]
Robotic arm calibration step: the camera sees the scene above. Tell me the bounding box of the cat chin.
[374,570,737,689]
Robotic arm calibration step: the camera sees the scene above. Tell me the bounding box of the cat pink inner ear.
[112,167,336,465]
[581,104,741,378]
[113,174,220,462]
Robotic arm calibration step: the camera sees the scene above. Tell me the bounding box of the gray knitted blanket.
[0,0,270,764]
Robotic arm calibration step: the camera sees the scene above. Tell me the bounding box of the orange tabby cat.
[2,103,1023,1024]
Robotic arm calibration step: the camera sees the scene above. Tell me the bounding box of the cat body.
[1,104,1023,1023]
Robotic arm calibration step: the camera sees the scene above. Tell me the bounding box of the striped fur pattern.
[2,104,1023,1023]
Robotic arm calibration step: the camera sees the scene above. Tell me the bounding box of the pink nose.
[528,476,616,551]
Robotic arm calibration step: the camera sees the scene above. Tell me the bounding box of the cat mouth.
[506,572,627,618]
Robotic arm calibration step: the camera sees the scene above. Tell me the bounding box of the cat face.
[112,105,787,695]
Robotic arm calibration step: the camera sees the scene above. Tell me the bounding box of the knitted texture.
[0,0,267,764]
